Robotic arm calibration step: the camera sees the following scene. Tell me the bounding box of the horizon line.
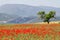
[0,3,60,8]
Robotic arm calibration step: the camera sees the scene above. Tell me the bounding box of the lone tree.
[37,11,56,24]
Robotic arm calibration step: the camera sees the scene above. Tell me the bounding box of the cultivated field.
[0,24,60,40]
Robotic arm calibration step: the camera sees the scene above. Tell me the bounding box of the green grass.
[0,33,60,40]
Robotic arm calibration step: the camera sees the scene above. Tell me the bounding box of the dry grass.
[0,24,60,32]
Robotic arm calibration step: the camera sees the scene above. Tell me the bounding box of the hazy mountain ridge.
[0,4,60,23]
[0,13,18,21]
[24,17,60,24]
[7,16,60,24]
[0,4,60,16]
[7,16,36,23]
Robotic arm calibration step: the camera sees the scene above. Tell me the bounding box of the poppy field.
[0,24,60,40]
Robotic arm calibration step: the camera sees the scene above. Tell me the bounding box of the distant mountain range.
[0,4,60,16]
[0,4,60,23]
[7,16,36,24]
[7,16,60,24]
[0,13,18,21]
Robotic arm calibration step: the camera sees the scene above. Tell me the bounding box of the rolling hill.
[0,13,19,23]
[0,4,60,23]
[0,13,18,21]
[0,4,60,17]
[7,16,36,24]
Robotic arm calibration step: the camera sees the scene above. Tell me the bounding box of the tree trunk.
[44,19,49,24]
[47,21,49,24]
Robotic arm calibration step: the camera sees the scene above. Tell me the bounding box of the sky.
[0,0,60,8]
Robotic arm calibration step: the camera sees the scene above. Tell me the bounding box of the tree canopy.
[37,11,56,24]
